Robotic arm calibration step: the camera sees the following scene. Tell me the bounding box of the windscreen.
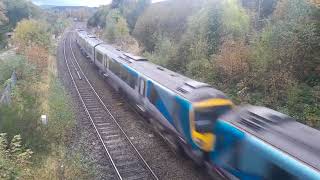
[195,106,231,133]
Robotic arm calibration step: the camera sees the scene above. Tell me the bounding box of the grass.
[0,51,95,179]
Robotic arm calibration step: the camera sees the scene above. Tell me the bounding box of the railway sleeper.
[121,171,149,180]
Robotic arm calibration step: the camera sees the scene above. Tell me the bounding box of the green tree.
[111,0,124,9]
[133,0,202,51]
[0,1,8,25]
[13,19,51,50]
[0,133,33,179]
[104,9,129,43]
[3,0,41,27]
[122,0,151,32]
[176,0,249,73]
[87,5,110,28]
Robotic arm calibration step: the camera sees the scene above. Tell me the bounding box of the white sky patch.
[32,0,166,7]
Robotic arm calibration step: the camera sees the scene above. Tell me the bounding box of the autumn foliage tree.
[131,0,319,127]
[214,40,250,85]
[13,19,51,73]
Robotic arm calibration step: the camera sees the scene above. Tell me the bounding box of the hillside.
[88,0,320,129]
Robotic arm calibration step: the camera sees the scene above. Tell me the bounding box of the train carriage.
[211,106,320,180]
[74,29,320,179]
[75,29,89,55]
[74,29,234,163]
[78,32,103,62]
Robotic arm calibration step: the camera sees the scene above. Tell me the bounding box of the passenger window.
[148,84,158,105]
[267,164,297,180]
[109,59,120,77]
[128,73,137,89]
[96,51,103,63]
[120,67,128,82]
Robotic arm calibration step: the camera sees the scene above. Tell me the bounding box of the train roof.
[76,29,88,38]
[77,30,103,46]
[224,105,320,171]
[86,35,103,46]
[95,43,227,102]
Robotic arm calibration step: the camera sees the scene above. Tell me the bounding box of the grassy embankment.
[0,27,94,180]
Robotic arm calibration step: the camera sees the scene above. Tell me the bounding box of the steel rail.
[67,32,159,180]
[63,36,122,180]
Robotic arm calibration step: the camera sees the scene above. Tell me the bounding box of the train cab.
[210,105,320,180]
[186,82,234,152]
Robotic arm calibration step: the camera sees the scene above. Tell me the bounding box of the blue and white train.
[74,29,320,180]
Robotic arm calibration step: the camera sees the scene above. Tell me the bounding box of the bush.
[24,45,49,73]
[13,19,51,52]
[170,0,249,74]
[46,76,75,145]
[103,9,130,43]
[0,133,33,179]
[214,40,250,85]
[32,146,95,179]
[133,0,202,52]
[143,36,177,67]
[0,2,8,25]
[186,58,216,84]
[87,6,110,28]
[287,84,320,128]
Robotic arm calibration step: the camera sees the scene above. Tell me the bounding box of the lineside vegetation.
[89,0,320,128]
[0,1,95,179]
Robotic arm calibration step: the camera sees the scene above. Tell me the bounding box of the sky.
[31,0,166,7]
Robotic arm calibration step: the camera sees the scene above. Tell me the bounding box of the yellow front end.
[190,99,233,152]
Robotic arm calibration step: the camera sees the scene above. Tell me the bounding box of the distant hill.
[40,5,97,11]
[39,5,57,9]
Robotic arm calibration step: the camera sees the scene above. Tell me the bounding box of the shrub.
[0,133,33,179]
[287,84,320,128]
[172,0,249,74]
[32,146,95,179]
[13,19,51,52]
[46,76,75,145]
[133,0,202,51]
[186,59,215,83]
[24,45,49,73]
[214,40,250,84]
[143,36,177,67]
[0,2,8,25]
[103,9,130,43]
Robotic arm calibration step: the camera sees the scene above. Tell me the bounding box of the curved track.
[63,32,159,180]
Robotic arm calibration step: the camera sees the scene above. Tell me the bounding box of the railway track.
[63,32,159,180]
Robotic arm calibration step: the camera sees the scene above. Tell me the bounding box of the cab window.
[195,106,231,133]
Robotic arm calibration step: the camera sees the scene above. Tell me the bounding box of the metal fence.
[0,71,17,105]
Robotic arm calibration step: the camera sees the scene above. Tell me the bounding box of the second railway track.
[63,32,159,180]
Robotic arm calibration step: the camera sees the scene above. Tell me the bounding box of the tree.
[0,1,8,25]
[13,19,50,72]
[111,0,124,9]
[0,133,33,179]
[133,0,202,51]
[104,9,130,43]
[88,6,110,28]
[13,19,51,50]
[3,0,41,27]
[173,0,249,73]
[122,0,151,32]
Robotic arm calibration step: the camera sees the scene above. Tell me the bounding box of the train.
[74,29,320,180]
